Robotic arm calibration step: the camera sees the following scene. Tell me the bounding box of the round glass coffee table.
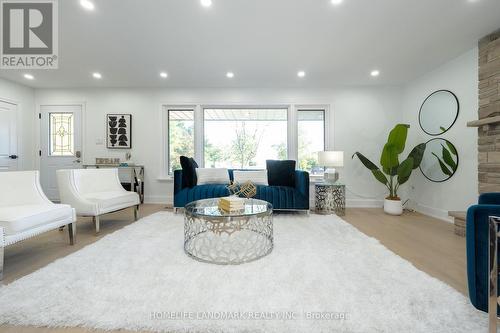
[184,198,273,265]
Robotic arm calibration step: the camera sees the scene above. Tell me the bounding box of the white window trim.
[296,105,330,178]
[160,104,197,179]
[160,103,331,180]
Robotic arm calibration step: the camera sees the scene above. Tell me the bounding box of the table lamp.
[318,151,344,183]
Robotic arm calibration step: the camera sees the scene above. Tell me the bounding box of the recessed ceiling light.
[331,0,343,5]
[226,72,234,78]
[370,70,380,77]
[297,71,306,78]
[92,72,102,79]
[80,0,95,11]
[201,0,212,8]
[23,73,34,80]
[160,72,168,78]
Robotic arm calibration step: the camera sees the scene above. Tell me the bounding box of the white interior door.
[0,100,18,172]
[40,105,83,200]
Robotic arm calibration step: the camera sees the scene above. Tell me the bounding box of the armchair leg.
[134,205,138,221]
[93,216,100,235]
[0,246,3,281]
[68,222,76,245]
[0,228,4,281]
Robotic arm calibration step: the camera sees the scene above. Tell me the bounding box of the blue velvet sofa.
[174,169,309,211]
[466,192,500,315]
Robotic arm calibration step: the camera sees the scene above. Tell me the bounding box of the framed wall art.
[107,114,132,149]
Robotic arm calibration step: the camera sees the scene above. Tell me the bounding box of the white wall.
[403,48,479,221]
[1,47,479,217]
[0,78,36,170]
[35,87,404,206]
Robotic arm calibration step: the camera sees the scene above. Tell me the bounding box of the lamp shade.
[318,151,344,167]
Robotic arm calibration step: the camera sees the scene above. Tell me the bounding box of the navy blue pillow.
[180,156,198,188]
[266,160,296,187]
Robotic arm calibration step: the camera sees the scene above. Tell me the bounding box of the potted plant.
[352,124,426,215]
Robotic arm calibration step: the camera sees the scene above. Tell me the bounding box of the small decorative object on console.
[95,157,120,165]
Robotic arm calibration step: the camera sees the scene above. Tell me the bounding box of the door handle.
[8,155,18,160]
[73,159,81,163]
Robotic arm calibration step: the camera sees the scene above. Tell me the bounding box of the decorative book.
[218,196,245,212]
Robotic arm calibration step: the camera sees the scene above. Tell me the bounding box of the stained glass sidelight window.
[49,113,74,156]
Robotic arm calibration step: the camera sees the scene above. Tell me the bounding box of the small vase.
[384,198,403,216]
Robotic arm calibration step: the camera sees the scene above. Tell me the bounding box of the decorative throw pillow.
[180,156,198,188]
[233,170,268,186]
[196,168,230,185]
[266,160,296,187]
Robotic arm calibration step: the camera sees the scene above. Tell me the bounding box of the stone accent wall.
[478,30,500,193]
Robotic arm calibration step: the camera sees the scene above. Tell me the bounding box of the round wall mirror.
[420,138,459,183]
[419,90,459,136]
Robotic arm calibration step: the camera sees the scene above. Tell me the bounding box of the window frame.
[162,105,197,177]
[296,107,329,175]
[201,106,290,169]
[161,104,330,179]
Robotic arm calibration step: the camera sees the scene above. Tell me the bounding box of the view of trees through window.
[204,109,288,169]
[168,110,194,173]
[298,110,325,174]
[167,107,326,174]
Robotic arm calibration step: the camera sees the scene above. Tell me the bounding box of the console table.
[82,165,144,204]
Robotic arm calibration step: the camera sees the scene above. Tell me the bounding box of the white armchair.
[57,168,140,234]
[0,171,76,280]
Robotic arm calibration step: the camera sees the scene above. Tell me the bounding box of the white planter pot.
[384,199,403,216]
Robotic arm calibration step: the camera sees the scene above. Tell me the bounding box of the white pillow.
[196,168,230,185]
[233,170,268,186]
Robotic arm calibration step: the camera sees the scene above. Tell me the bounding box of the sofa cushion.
[233,170,268,186]
[0,204,73,235]
[180,156,198,188]
[83,191,139,212]
[196,168,230,185]
[266,160,296,187]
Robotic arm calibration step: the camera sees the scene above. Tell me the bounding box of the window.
[162,104,329,178]
[204,108,288,169]
[49,113,74,156]
[168,109,194,174]
[297,110,325,175]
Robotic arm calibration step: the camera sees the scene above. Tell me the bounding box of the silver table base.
[315,183,346,216]
[184,208,273,265]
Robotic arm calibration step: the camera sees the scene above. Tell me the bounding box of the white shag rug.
[0,212,486,333]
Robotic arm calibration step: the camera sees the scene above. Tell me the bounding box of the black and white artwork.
[107,114,132,149]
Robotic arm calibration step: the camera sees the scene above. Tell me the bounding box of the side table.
[315,182,346,216]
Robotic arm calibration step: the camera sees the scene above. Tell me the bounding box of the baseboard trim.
[145,195,172,205]
[414,203,453,223]
[346,199,383,208]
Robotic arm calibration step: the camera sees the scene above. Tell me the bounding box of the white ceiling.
[1,0,499,89]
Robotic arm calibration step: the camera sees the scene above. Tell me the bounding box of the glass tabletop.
[184,198,272,217]
[315,182,345,186]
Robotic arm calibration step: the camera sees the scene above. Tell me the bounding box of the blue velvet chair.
[466,192,500,316]
[173,169,309,212]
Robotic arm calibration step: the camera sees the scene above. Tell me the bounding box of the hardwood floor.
[0,206,468,333]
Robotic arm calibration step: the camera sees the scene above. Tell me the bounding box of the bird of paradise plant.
[352,124,426,200]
